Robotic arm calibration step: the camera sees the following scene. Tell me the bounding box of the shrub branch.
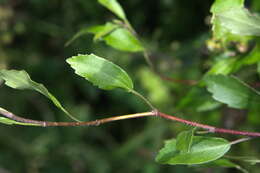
[1,107,260,137]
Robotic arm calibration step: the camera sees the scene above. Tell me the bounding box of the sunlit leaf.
[156,136,230,165]
[210,0,250,44]
[217,8,260,36]
[98,0,126,20]
[210,0,260,49]
[0,69,79,121]
[205,75,260,109]
[210,0,244,14]
[66,53,134,91]
[103,27,144,52]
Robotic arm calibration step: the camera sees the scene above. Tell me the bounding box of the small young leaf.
[204,75,260,109]
[103,27,144,52]
[66,54,134,91]
[66,22,144,52]
[176,128,195,153]
[156,136,230,165]
[0,69,79,121]
[93,23,119,41]
[98,0,126,20]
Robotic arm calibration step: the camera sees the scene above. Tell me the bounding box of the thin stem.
[143,51,155,72]
[129,90,156,110]
[0,107,154,127]
[157,112,260,137]
[230,137,253,145]
[1,107,260,137]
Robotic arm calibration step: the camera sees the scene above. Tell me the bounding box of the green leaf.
[176,129,195,153]
[207,58,237,75]
[217,8,260,36]
[156,136,230,165]
[205,75,260,109]
[0,69,79,121]
[98,0,126,20]
[211,0,260,37]
[93,23,119,41]
[103,27,144,52]
[66,22,144,52]
[210,0,251,45]
[66,53,134,91]
[210,0,244,14]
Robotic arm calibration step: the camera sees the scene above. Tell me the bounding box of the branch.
[1,107,260,137]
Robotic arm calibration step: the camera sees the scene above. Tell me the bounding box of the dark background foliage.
[0,0,260,172]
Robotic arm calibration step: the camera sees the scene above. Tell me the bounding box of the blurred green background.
[0,0,260,172]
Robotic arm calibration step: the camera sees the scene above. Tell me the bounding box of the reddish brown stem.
[157,112,260,137]
[1,108,260,137]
